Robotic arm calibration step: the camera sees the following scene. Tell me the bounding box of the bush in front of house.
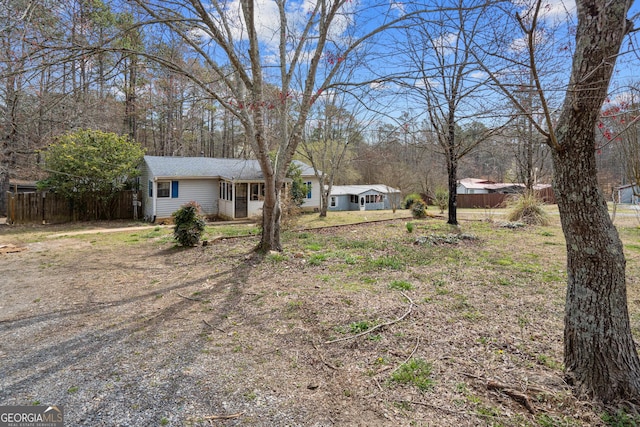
[403,193,423,209]
[173,202,206,246]
[411,199,428,219]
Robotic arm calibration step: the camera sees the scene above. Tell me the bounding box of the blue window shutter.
[171,181,179,198]
[148,180,153,197]
[307,181,312,199]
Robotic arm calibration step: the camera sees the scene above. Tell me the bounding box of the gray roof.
[330,184,401,196]
[291,160,317,176]
[144,156,315,181]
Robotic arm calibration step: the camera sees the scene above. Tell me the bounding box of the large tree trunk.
[554,143,640,402]
[553,0,640,403]
[319,190,329,218]
[259,175,282,252]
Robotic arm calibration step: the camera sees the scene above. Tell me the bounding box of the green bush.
[411,199,428,219]
[173,202,206,246]
[406,222,414,233]
[402,193,423,209]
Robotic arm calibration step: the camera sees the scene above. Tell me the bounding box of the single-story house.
[457,178,524,194]
[617,183,640,204]
[328,184,401,211]
[141,156,320,221]
[457,178,552,194]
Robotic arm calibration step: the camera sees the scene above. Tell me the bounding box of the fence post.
[41,191,46,224]
[7,192,14,224]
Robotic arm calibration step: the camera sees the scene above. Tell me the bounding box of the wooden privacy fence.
[6,190,143,224]
[456,188,556,209]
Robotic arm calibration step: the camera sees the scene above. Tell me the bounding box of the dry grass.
[1,209,640,426]
[506,194,550,226]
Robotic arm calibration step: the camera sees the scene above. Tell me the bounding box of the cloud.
[512,0,576,23]
[201,0,288,51]
[540,0,576,22]
[389,1,405,15]
[469,71,488,81]
[432,32,458,55]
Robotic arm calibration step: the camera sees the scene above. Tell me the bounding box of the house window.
[250,183,265,201]
[157,181,170,198]
[306,181,312,199]
[220,181,233,201]
[350,195,358,204]
[330,196,336,207]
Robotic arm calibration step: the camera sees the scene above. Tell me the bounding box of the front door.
[235,183,248,218]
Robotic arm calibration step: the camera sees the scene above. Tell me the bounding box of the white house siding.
[140,164,155,219]
[219,199,233,219]
[156,179,217,218]
[456,184,489,194]
[301,177,322,211]
[247,200,263,217]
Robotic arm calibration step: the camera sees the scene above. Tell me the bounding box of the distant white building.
[457,178,551,194]
[328,184,401,211]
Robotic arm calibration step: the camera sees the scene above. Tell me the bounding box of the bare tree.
[479,0,640,404]
[299,93,364,217]
[399,0,502,225]
[111,0,412,251]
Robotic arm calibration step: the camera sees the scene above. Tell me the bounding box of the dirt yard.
[1,215,638,426]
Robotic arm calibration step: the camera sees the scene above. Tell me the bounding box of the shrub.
[173,202,206,246]
[403,193,423,209]
[434,188,448,213]
[506,192,549,226]
[411,199,428,219]
[280,195,301,230]
[406,222,415,233]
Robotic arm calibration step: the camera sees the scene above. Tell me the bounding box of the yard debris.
[0,244,26,254]
[487,380,536,414]
[200,412,244,420]
[414,233,479,246]
[325,292,415,344]
[497,221,525,229]
[463,373,539,415]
